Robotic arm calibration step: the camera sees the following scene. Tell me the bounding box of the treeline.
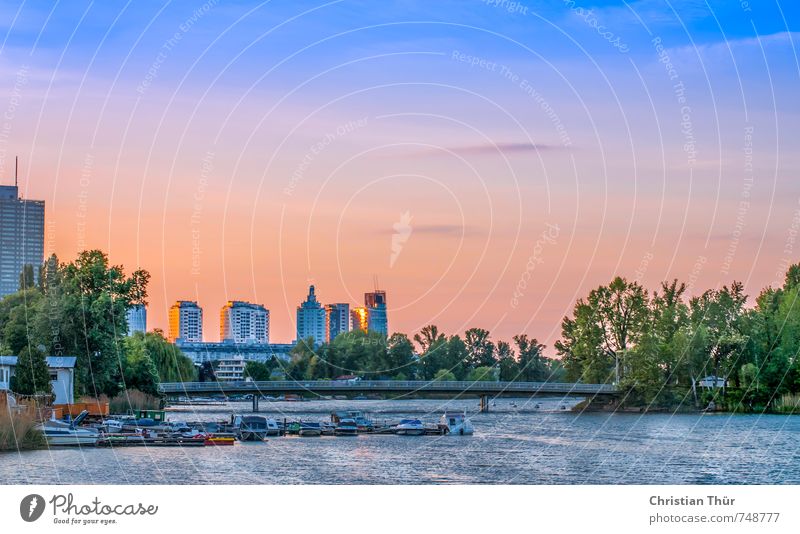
[277,325,561,383]
[556,266,800,409]
[0,251,195,398]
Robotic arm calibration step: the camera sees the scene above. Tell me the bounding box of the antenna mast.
[15,156,18,187]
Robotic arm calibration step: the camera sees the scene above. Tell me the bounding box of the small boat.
[440,411,474,436]
[286,421,301,435]
[38,410,100,446]
[334,418,358,436]
[320,422,336,435]
[204,435,235,446]
[395,419,425,436]
[298,422,322,437]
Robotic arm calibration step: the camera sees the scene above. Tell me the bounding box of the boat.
[38,410,100,446]
[395,419,425,436]
[232,415,271,441]
[334,418,358,436]
[204,435,235,446]
[320,422,336,435]
[298,422,322,437]
[440,411,474,435]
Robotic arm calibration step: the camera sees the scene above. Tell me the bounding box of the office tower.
[364,290,388,335]
[325,303,350,342]
[168,300,203,342]
[126,304,147,335]
[351,306,368,333]
[296,285,326,344]
[220,301,269,344]
[0,167,45,298]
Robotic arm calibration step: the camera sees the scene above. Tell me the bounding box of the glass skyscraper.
[0,185,44,298]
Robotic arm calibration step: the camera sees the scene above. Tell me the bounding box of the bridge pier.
[479,395,489,413]
[252,394,259,412]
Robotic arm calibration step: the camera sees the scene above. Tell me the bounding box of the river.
[1,397,798,484]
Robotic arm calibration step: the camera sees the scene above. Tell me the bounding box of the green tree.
[120,339,160,397]
[125,330,195,383]
[433,369,456,381]
[467,366,497,382]
[18,264,35,290]
[496,341,519,381]
[514,335,548,381]
[12,346,52,396]
[244,361,274,381]
[464,328,496,368]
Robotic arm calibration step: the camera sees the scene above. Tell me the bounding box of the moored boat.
[298,421,322,437]
[38,410,100,446]
[440,411,474,435]
[232,415,270,441]
[204,435,235,446]
[395,419,425,436]
[334,418,358,436]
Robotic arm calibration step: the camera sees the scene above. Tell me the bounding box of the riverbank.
[0,409,45,451]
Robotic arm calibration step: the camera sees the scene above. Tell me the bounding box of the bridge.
[159,380,618,412]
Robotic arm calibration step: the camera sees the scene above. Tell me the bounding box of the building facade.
[365,290,388,335]
[325,303,350,342]
[126,304,147,336]
[296,285,326,344]
[215,357,246,381]
[351,306,368,333]
[168,300,203,342]
[174,340,293,365]
[220,301,269,344]
[0,185,45,298]
[0,355,75,404]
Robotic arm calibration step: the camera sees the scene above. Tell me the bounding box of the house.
[697,375,727,388]
[0,355,76,404]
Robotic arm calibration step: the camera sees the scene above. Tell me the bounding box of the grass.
[0,406,45,451]
[109,389,161,414]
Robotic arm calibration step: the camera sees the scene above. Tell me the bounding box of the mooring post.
[252,394,259,412]
[479,394,489,413]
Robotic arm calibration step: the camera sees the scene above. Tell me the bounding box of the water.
[2,397,799,484]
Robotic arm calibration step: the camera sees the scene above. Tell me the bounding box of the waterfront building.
[215,357,246,381]
[126,304,147,336]
[325,303,350,342]
[365,290,388,335]
[220,301,269,344]
[351,306,368,333]
[168,300,203,342]
[174,340,293,365]
[0,355,75,404]
[0,180,45,298]
[296,285,326,344]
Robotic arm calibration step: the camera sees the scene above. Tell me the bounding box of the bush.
[0,407,45,451]
[109,389,161,414]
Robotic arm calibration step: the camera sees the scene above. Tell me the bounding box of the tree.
[244,361,273,381]
[126,331,195,383]
[467,366,497,382]
[384,333,416,378]
[119,340,160,397]
[414,325,445,353]
[433,369,456,381]
[12,346,52,396]
[464,328,496,368]
[198,361,216,382]
[514,335,548,381]
[497,341,519,381]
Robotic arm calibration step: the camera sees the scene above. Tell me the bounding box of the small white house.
[0,355,76,404]
[697,375,727,388]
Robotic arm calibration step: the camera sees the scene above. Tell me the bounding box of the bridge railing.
[159,380,616,394]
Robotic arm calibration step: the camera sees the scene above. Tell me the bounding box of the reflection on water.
[1,398,799,484]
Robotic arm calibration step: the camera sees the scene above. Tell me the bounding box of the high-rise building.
[325,303,350,342]
[126,304,147,336]
[169,300,203,342]
[351,306,368,333]
[364,290,388,335]
[296,285,326,344]
[220,301,269,344]
[0,180,45,298]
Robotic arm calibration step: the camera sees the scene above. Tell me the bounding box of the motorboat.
[232,415,271,441]
[298,422,322,437]
[320,422,336,435]
[334,418,358,436]
[440,411,474,435]
[38,410,100,446]
[395,419,425,436]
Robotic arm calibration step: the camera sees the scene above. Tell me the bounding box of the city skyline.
[0,1,797,348]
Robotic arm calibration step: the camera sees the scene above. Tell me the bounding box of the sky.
[0,0,798,348]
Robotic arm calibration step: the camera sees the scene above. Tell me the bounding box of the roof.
[47,357,76,368]
[0,356,76,368]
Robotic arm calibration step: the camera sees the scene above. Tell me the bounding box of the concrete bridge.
[159,380,618,412]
